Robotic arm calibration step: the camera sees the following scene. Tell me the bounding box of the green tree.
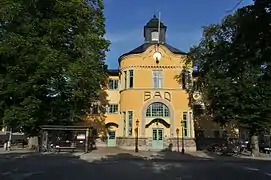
[0,0,109,136]
[190,0,271,155]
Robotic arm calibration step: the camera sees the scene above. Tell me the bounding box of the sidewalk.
[77,148,214,162]
[77,147,271,162]
[2,147,270,162]
[77,148,155,162]
[0,148,33,154]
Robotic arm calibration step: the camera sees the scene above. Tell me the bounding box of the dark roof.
[107,69,119,76]
[118,43,187,63]
[145,15,166,28]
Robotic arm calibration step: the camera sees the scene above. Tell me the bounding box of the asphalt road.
[0,152,271,180]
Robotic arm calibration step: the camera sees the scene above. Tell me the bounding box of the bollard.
[7,140,11,151]
[3,142,7,151]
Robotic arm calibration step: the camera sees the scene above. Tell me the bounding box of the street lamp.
[135,119,139,152]
[176,128,180,152]
[181,120,185,154]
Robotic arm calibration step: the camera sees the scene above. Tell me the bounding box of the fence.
[0,132,27,148]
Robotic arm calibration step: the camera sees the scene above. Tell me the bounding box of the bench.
[55,145,76,153]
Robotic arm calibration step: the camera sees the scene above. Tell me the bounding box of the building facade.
[103,16,196,151]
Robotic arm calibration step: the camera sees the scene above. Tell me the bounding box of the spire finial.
[153,8,157,18]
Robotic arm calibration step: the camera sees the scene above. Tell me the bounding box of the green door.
[107,131,116,147]
[152,128,164,150]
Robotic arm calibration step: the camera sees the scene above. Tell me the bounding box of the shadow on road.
[0,150,271,180]
[0,152,195,180]
[196,150,271,163]
[144,150,271,164]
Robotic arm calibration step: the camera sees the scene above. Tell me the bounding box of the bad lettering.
[143,91,171,101]
[154,92,162,99]
[144,91,151,101]
[164,92,171,101]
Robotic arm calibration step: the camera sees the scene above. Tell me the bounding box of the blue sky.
[103,0,254,69]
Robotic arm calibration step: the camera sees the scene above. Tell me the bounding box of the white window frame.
[182,112,188,137]
[107,104,119,114]
[108,79,119,90]
[128,69,134,88]
[189,111,193,137]
[151,31,159,41]
[124,71,127,89]
[123,111,126,137]
[152,70,163,88]
[146,102,170,117]
[127,111,133,136]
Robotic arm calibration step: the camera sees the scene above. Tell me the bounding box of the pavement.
[77,147,271,162]
[1,148,271,179]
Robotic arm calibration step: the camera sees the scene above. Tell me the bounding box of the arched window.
[146,102,170,117]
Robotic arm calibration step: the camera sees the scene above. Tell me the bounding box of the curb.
[78,153,271,163]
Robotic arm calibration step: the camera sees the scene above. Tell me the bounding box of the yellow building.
[103,15,196,151]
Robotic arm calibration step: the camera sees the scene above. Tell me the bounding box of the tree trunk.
[250,134,259,156]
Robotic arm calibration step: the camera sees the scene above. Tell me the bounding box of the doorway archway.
[141,99,174,137]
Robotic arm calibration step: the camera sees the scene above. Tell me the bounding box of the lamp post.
[176,128,180,152]
[181,120,185,154]
[135,119,139,152]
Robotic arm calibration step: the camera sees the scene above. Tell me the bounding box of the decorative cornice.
[119,88,186,93]
[120,65,184,71]
[119,44,187,63]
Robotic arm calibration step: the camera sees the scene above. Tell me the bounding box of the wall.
[105,75,121,137]
[116,137,196,152]
[118,44,193,139]
[84,44,198,151]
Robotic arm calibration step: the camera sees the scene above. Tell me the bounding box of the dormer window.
[151,31,159,41]
[144,15,167,43]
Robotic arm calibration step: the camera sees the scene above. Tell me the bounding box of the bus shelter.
[40,125,95,153]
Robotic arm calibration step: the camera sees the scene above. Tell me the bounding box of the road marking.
[216,162,271,177]
[1,171,11,176]
[21,171,44,177]
[1,168,19,176]
[151,162,168,172]
[242,166,259,171]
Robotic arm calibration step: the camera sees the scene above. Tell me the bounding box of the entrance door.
[152,128,164,150]
[107,130,116,147]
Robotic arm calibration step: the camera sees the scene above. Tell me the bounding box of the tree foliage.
[190,0,271,135]
[0,0,109,136]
